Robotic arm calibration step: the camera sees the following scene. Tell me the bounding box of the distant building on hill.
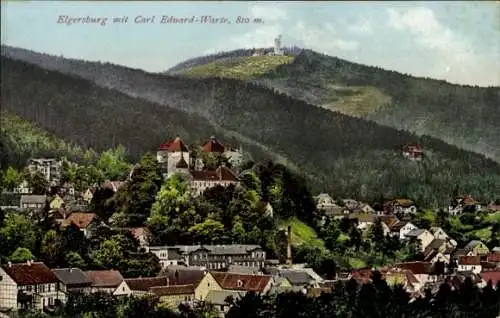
[267,35,285,56]
[402,144,423,161]
[27,158,61,183]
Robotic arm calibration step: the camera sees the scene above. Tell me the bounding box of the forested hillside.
[170,49,500,163]
[3,56,500,207]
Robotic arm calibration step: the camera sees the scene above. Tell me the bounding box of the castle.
[156,136,243,196]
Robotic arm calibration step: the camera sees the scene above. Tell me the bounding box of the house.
[464,240,490,256]
[158,266,207,287]
[82,188,96,203]
[402,144,423,161]
[13,180,31,194]
[389,221,418,239]
[148,245,266,270]
[149,285,195,310]
[348,213,375,231]
[122,277,170,296]
[189,166,240,197]
[61,212,99,237]
[394,262,438,285]
[201,136,244,169]
[457,256,482,274]
[227,265,263,275]
[386,199,418,215]
[85,270,124,294]
[272,270,317,288]
[20,195,47,210]
[205,290,247,317]
[405,229,434,251]
[479,272,500,288]
[194,272,273,301]
[0,261,61,311]
[448,195,483,215]
[52,268,92,302]
[486,253,500,268]
[486,202,500,213]
[429,227,449,240]
[102,180,125,193]
[314,193,336,209]
[27,158,61,183]
[129,227,152,248]
[49,195,65,210]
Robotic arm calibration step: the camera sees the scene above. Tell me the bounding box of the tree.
[9,247,35,263]
[96,145,132,180]
[92,237,125,269]
[112,153,163,227]
[28,170,49,195]
[0,213,38,257]
[40,230,62,267]
[66,251,87,268]
[188,218,225,244]
[2,166,21,191]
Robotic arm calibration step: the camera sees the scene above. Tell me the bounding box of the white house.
[390,222,418,240]
[0,261,61,311]
[406,229,434,251]
[457,256,482,274]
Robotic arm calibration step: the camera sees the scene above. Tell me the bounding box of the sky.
[2,1,499,87]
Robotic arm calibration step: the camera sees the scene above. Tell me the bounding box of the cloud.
[348,20,373,35]
[386,7,499,86]
[293,21,359,52]
[250,4,288,22]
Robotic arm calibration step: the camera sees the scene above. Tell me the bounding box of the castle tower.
[274,35,283,56]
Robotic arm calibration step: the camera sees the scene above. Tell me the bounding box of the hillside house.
[189,166,240,197]
[13,180,31,194]
[201,136,243,169]
[85,270,124,294]
[0,261,61,311]
[148,245,266,270]
[82,187,96,203]
[386,199,418,215]
[406,229,434,251]
[457,256,482,274]
[61,212,100,237]
[464,240,490,256]
[49,195,65,210]
[195,272,273,301]
[402,144,423,161]
[20,195,47,210]
[27,158,61,183]
[429,227,449,241]
[129,227,152,248]
[389,221,418,239]
[150,285,195,309]
[314,193,336,209]
[52,268,92,301]
[448,195,483,215]
[121,277,170,296]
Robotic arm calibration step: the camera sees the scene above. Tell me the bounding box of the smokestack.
[286,226,292,265]
[8,262,12,268]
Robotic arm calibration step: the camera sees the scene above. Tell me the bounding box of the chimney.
[69,267,73,273]
[7,261,12,268]
[286,226,292,265]
[166,277,170,286]
[27,260,32,266]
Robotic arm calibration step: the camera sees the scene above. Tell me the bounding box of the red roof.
[159,137,188,152]
[62,212,97,229]
[124,277,170,291]
[3,262,59,285]
[487,253,500,263]
[149,284,195,296]
[394,262,433,274]
[190,166,239,182]
[480,272,500,287]
[210,272,272,292]
[85,270,124,288]
[129,227,151,239]
[202,136,225,153]
[458,256,481,266]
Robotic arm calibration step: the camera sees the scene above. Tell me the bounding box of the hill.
[170,49,500,163]
[2,51,500,207]
[0,112,90,169]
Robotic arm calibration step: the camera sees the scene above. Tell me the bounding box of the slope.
[2,52,500,208]
[170,49,500,164]
[0,112,90,169]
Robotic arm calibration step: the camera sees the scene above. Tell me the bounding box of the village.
[0,135,499,317]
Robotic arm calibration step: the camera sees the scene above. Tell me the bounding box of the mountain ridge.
[2,53,500,207]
